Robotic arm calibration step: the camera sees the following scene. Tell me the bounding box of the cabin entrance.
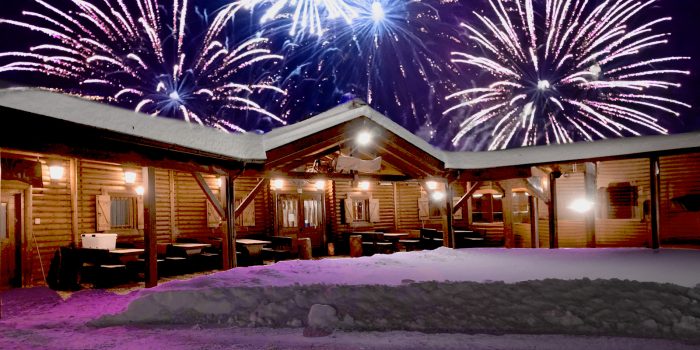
[1,190,22,289]
[276,193,325,251]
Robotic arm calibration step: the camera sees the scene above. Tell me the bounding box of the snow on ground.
[2,248,700,349]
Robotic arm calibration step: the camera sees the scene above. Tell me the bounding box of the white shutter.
[207,200,222,228]
[369,198,380,223]
[453,197,463,220]
[243,199,256,227]
[418,198,429,220]
[96,195,111,231]
[344,198,354,224]
[136,196,145,229]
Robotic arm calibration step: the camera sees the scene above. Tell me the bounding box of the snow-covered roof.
[443,131,700,170]
[2,88,699,171]
[263,99,447,162]
[0,88,267,161]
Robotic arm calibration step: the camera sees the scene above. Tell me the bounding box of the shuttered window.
[603,182,639,219]
[110,196,136,229]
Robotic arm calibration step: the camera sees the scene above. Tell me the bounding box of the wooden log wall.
[659,153,700,246]
[233,177,271,238]
[331,181,397,233]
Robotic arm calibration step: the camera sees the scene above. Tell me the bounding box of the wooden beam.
[457,166,532,182]
[393,183,399,230]
[443,184,455,248]
[528,194,539,248]
[277,147,340,172]
[499,181,515,249]
[453,181,482,215]
[548,171,561,249]
[69,158,79,245]
[525,177,550,204]
[649,156,661,250]
[224,175,237,269]
[266,127,350,169]
[235,179,268,218]
[584,162,597,248]
[143,167,158,288]
[269,172,412,183]
[375,146,430,178]
[169,170,176,242]
[192,172,225,219]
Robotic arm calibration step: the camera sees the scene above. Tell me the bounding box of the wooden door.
[1,193,21,289]
[276,193,326,250]
[299,193,325,249]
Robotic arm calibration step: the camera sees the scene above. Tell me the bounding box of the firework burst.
[245,0,359,36]
[0,0,286,132]
[445,0,691,150]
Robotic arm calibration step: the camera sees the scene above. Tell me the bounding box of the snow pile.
[94,248,700,340]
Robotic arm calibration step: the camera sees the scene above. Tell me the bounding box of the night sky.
[1,0,699,151]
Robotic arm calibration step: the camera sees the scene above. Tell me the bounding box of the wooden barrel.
[298,238,312,260]
[349,235,363,258]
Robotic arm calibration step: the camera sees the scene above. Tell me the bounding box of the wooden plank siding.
[659,153,700,246]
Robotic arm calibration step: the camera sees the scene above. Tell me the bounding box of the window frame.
[109,194,138,230]
[471,193,504,223]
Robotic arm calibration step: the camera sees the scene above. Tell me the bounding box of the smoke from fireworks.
[445,0,691,150]
[0,0,286,132]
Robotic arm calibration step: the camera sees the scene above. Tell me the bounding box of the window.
[472,194,503,223]
[353,199,369,222]
[429,201,441,218]
[602,182,639,219]
[279,195,298,228]
[512,192,531,224]
[110,196,136,229]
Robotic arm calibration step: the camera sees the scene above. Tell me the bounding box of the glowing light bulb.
[426,181,438,190]
[272,179,284,190]
[49,165,64,180]
[569,198,594,213]
[358,181,370,191]
[135,186,145,196]
[357,131,372,146]
[124,171,137,184]
[315,180,326,191]
[431,191,445,201]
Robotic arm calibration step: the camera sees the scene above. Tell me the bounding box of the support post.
[443,183,455,248]
[501,182,514,249]
[224,175,237,269]
[528,194,539,248]
[548,171,561,249]
[649,156,661,250]
[69,158,79,245]
[143,167,158,288]
[584,162,597,248]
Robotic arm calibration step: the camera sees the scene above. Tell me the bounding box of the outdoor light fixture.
[492,193,504,199]
[48,164,65,180]
[358,181,370,191]
[473,193,484,199]
[124,170,137,184]
[431,191,446,201]
[135,186,145,196]
[271,179,284,190]
[569,198,594,213]
[425,181,438,191]
[357,130,372,146]
[315,180,326,191]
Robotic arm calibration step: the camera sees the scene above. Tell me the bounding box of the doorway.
[1,191,22,289]
[276,192,326,252]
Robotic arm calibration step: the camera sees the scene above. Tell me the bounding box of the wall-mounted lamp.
[271,179,284,190]
[315,180,326,191]
[425,181,438,191]
[431,191,445,201]
[48,164,65,181]
[473,193,484,199]
[358,181,370,191]
[492,194,504,199]
[569,198,594,213]
[124,170,137,184]
[135,186,145,196]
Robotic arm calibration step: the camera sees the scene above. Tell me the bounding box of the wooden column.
[528,195,539,248]
[224,175,237,269]
[502,182,515,249]
[443,183,455,248]
[392,183,399,230]
[69,158,79,245]
[649,156,661,250]
[584,162,597,248]
[143,167,158,288]
[548,171,561,249]
[168,170,176,242]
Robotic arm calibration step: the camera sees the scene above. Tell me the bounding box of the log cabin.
[1,88,700,289]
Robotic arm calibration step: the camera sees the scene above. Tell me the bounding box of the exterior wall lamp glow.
[124,170,137,184]
[315,180,326,191]
[569,198,594,213]
[357,130,372,146]
[358,181,370,191]
[135,186,145,196]
[271,179,284,190]
[48,164,65,180]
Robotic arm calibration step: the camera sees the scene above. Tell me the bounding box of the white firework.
[445,0,691,150]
